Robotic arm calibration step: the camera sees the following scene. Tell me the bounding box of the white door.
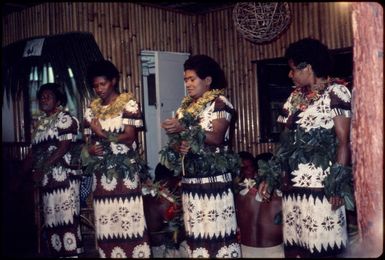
[142,51,189,178]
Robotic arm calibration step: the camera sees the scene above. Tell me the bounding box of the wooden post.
[351,2,383,257]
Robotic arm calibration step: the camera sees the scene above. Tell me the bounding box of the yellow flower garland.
[90,92,134,120]
[178,89,224,118]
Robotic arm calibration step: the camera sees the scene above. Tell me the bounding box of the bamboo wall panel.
[2,2,353,156]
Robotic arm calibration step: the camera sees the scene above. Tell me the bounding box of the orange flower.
[299,104,308,111]
[306,91,317,99]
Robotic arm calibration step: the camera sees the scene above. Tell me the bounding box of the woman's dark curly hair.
[285,38,332,78]
[86,59,120,91]
[184,55,227,89]
[37,83,67,107]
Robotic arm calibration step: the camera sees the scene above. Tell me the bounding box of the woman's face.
[92,76,117,101]
[184,69,211,99]
[288,59,313,87]
[38,89,60,114]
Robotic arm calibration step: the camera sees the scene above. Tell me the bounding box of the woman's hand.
[179,140,190,155]
[90,118,106,138]
[89,143,104,156]
[329,195,344,210]
[257,181,271,201]
[161,118,183,134]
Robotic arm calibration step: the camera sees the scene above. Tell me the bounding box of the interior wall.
[2,2,353,155]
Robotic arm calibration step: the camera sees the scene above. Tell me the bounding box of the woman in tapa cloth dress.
[22,83,83,257]
[162,55,241,258]
[258,38,352,257]
[83,60,151,258]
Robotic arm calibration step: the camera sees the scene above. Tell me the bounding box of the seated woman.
[235,152,284,258]
[142,163,188,258]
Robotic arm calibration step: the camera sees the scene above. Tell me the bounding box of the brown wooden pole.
[351,2,383,257]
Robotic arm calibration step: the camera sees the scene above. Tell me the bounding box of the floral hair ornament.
[295,62,308,70]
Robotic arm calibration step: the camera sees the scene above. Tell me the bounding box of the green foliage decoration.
[258,126,355,210]
[81,138,149,182]
[159,112,241,177]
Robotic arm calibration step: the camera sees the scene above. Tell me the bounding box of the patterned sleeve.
[122,99,143,128]
[57,111,79,141]
[277,93,294,124]
[329,84,352,118]
[83,107,92,136]
[212,95,234,122]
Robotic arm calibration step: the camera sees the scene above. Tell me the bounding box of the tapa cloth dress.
[32,110,83,257]
[177,95,241,258]
[84,94,151,258]
[277,83,351,256]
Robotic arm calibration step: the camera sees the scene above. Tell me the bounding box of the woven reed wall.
[2,2,353,156]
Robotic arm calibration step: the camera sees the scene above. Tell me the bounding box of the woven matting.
[233,2,291,43]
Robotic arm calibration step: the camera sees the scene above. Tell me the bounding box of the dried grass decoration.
[233,2,291,43]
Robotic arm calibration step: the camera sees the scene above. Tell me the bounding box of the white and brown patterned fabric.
[84,94,151,258]
[178,96,241,258]
[33,110,83,257]
[277,83,352,257]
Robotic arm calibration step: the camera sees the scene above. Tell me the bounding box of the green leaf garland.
[258,126,355,210]
[81,139,149,181]
[159,112,241,177]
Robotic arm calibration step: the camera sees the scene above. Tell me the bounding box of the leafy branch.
[257,126,355,212]
[159,112,240,177]
[81,139,149,181]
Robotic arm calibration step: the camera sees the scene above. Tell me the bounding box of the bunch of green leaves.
[257,156,283,194]
[287,127,337,171]
[323,163,355,211]
[81,139,149,181]
[182,148,241,177]
[32,146,56,174]
[258,126,338,192]
[32,144,76,174]
[159,112,206,175]
[159,112,240,177]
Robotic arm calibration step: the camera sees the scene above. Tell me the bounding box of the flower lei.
[90,92,134,120]
[289,83,326,115]
[178,89,225,118]
[288,77,350,116]
[159,89,241,177]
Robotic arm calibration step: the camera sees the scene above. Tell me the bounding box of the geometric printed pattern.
[94,195,147,239]
[182,189,238,239]
[283,193,347,254]
[278,83,351,256]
